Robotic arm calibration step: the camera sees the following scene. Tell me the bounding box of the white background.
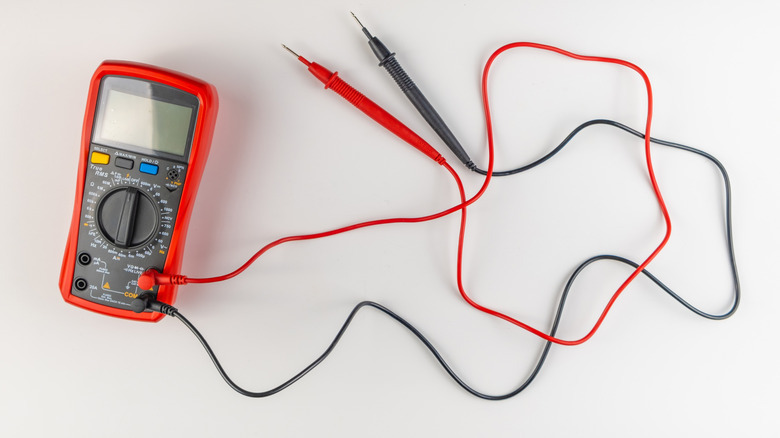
[1,0,777,436]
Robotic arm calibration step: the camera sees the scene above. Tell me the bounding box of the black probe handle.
[380,56,472,166]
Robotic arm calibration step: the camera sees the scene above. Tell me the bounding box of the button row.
[90,151,158,175]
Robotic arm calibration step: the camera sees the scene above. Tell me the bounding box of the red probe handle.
[306,61,444,164]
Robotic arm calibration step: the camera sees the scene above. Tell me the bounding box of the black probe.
[350,13,474,169]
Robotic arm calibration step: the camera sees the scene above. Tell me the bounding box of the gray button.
[115,157,134,169]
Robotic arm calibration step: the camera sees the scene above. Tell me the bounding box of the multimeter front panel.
[71,143,188,310]
[60,65,217,321]
[69,75,196,312]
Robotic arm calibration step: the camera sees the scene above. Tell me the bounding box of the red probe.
[137,46,457,291]
[281,45,446,165]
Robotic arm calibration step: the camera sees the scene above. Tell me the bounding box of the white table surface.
[1,1,777,436]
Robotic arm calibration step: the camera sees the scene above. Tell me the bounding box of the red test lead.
[280,45,445,165]
[137,47,462,293]
[139,42,672,348]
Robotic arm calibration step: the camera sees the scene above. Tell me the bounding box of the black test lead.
[350,12,474,169]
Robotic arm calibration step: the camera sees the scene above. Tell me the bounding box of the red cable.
[141,53,492,289]
[455,42,672,346]
[144,42,671,347]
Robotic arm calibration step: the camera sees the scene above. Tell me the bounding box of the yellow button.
[91,151,110,165]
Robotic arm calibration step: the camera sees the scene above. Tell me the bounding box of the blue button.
[139,163,159,175]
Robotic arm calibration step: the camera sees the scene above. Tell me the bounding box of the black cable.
[471,119,704,176]
[169,119,738,399]
[171,299,559,400]
[172,241,738,400]
[470,118,740,317]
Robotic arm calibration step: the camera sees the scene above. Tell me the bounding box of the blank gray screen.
[100,90,193,156]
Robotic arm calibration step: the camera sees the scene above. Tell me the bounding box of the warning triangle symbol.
[103,282,110,289]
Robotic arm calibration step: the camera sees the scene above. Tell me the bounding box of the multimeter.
[59,61,218,322]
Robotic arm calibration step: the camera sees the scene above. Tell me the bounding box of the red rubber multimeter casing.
[59,60,218,322]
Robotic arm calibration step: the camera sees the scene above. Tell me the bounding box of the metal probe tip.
[350,12,364,27]
[350,12,373,38]
[281,44,300,58]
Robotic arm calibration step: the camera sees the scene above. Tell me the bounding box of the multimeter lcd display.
[93,76,199,159]
[100,90,192,156]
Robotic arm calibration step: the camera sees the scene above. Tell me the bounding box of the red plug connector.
[281,45,445,165]
[138,269,187,290]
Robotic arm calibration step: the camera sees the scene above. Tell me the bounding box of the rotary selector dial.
[97,187,159,248]
[82,167,173,260]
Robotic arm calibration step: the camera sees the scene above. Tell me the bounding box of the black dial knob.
[97,187,158,248]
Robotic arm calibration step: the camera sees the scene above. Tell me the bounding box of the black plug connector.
[130,294,178,316]
[350,13,473,168]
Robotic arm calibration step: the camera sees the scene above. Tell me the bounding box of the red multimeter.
[59,61,218,322]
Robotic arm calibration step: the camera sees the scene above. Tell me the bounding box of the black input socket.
[78,252,92,266]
